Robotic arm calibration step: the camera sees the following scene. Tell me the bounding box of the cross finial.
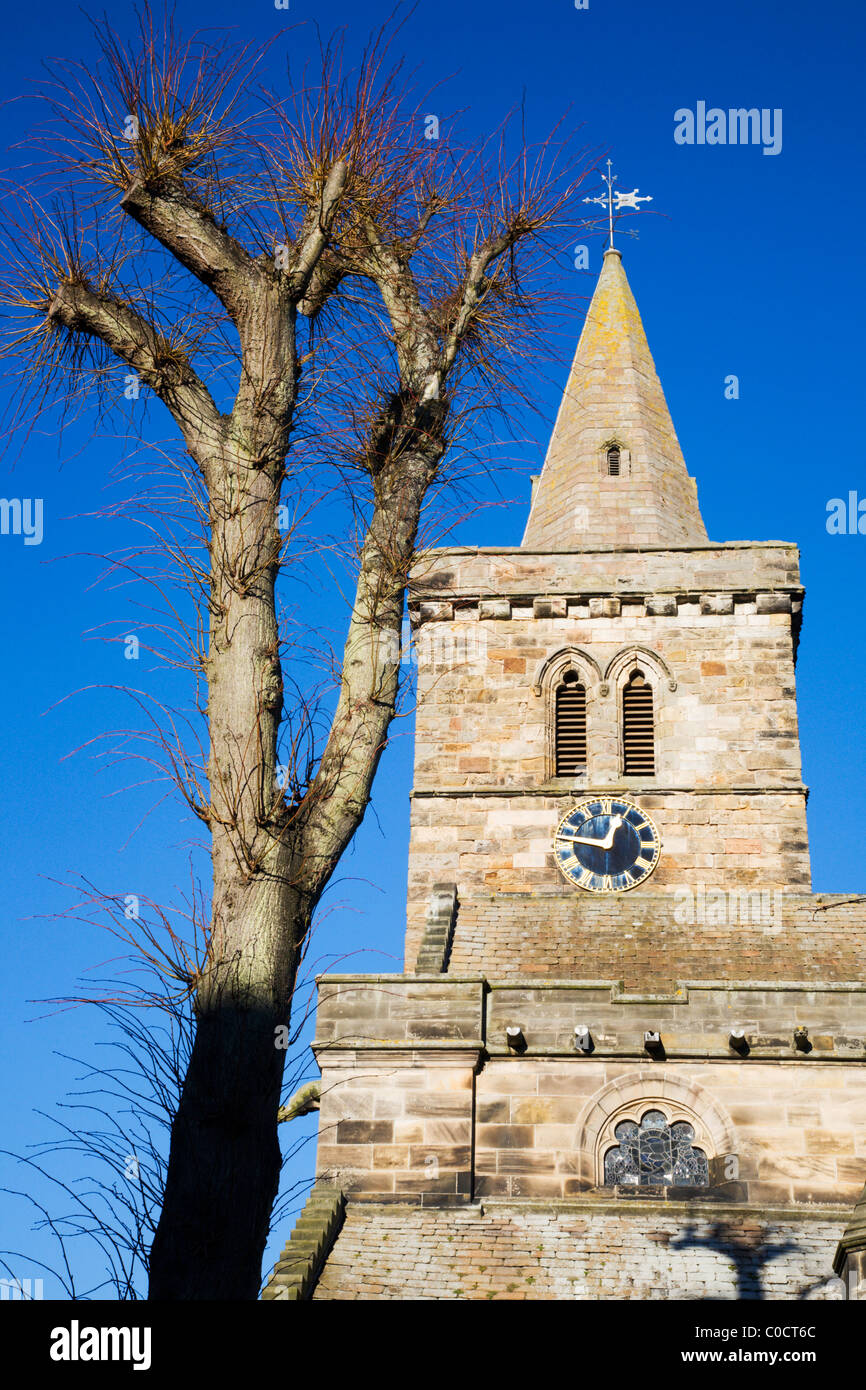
[583,159,653,250]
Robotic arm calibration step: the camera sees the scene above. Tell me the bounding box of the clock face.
[554,797,661,893]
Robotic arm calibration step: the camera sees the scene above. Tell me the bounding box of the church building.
[265,244,866,1301]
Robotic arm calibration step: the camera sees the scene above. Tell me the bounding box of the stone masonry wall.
[445,892,866,986]
[312,1203,847,1300]
[313,977,866,1209]
[314,1045,479,1203]
[473,1058,866,1206]
[408,540,801,600]
[404,543,809,967]
[406,791,812,971]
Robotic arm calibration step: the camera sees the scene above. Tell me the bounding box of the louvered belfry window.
[623,669,654,775]
[555,671,587,775]
[607,446,621,476]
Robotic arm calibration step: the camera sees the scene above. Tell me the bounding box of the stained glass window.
[603,1109,709,1186]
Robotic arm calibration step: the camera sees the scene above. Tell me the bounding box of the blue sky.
[1,0,864,1296]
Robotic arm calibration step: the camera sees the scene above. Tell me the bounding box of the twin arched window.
[553,665,655,777]
[603,1109,708,1187]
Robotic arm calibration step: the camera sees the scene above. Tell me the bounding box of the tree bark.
[149,403,302,1296]
[146,987,290,1299]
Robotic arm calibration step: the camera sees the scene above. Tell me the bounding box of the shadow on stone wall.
[669,1221,799,1300]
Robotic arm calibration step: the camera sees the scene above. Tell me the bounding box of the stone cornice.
[410,783,809,798]
[311,1041,485,1065]
[316,972,485,984]
[490,976,866,997]
[316,971,866,996]
[413,541,800,559]
[410,588,803,615]
[483,1048,866,1062]
[474,1197,851,1222]
[313,971,866,1062]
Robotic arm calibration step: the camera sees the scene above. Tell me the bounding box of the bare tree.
[1,9,593,1297]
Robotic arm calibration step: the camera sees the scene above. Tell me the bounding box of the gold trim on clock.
[553,796,661,893]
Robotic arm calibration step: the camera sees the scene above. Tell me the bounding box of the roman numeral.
[600,875,613,893]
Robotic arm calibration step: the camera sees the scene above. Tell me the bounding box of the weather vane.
[583,159,653,249]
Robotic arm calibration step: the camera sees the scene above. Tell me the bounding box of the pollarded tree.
[1,10,593,1297]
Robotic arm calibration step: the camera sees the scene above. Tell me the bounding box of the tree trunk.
[146,981,290,1299]
[149,442,304,1299]
[147,434,442,1298]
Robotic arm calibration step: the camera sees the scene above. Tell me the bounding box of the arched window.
[622,668,654,775]
[555,671,587,775]
[607,445,621,476]
[604,1109,708,1187]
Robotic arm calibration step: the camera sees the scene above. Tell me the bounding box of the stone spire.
[522,248,707,550]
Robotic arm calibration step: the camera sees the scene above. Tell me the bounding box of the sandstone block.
[533,596,568,619]
[588,596,621,618]
[646,595,677,616]
[419,601,454,622]
[479,599,511,620]
[700,593,734,615]
[756,592,792,614]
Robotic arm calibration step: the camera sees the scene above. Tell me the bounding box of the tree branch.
[440,229,517,376]
[276,1080,320,1123]
[120,180,254,322]
[47,280,225,460]
[292,158,350,305]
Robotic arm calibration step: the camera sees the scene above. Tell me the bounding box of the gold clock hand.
[560,816,623,850]
[596,815,623,850]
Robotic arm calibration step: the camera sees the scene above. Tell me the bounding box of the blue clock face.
[554,798,661,893]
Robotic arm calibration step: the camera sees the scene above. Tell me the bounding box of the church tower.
[265,247,866,1302]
